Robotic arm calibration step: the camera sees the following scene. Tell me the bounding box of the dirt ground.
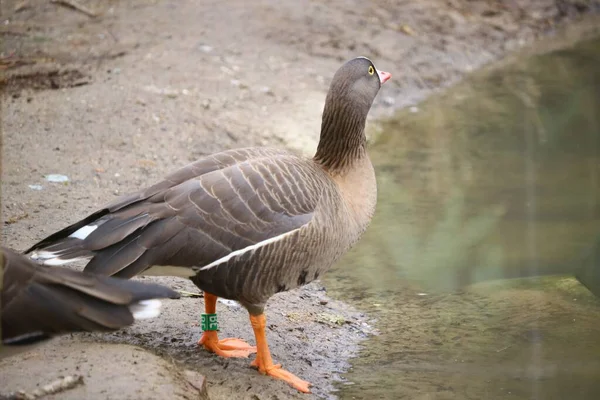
[1,0,598,399]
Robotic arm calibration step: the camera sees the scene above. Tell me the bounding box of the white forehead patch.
[377,68,384,84]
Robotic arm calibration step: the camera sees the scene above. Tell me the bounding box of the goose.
[1,246,179,359]
[25,56,391,392]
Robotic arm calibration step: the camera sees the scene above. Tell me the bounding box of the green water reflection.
[324,28,600,400]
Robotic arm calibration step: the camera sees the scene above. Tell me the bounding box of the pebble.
[230,79,248,89]
[198,44,213,53]
[45,174,69,183]
[259,86,274,96]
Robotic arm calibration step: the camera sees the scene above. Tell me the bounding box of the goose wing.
[26,148,324,279]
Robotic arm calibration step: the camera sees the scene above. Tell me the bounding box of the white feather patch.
[41,257,88,266]
[199,228,301,271]
[143,265,196,278]
[29,250,56,260]
[130,299,163,320]
[69,224,98,240]
[29,251,89,266]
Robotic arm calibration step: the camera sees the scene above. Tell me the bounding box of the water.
[324,25,600,400]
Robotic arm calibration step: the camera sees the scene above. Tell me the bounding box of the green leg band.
[201,313,219,331]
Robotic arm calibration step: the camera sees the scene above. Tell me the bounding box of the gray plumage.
[25,57,388,316]
[1,246,179,358]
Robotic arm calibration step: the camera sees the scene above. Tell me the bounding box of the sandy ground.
[1,0,599,399]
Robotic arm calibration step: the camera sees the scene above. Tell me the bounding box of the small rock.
[143,85,179,97]
[230,80,247,89]
[198,44,213,53]
[14,1,31,12]
[259,86,274,96]
[316,313,346,326]
[184,370,210,399]
[399,25,415,36]
[409,106,419,113]
[319,300,328,306]
[45,174,69,183]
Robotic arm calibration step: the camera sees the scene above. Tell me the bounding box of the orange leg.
[197,293,256,358]
[249,313,311,393]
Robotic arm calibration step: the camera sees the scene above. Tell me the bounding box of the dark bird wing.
[25,147,324,278]
[1,246,179,355]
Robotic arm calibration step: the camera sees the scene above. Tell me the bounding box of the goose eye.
[368,66,374,75]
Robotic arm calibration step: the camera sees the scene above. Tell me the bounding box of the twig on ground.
[0,375,84,400]
[178,290,204,298]
[50,0,98,18]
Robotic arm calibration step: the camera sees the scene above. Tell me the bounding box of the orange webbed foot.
[198,331,257,358]
[251,358,312,393]
[249,313,312,393]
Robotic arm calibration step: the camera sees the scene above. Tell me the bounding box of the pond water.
[324,22,600,400]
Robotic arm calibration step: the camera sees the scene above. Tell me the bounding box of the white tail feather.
[129,299,163,320]
[69,224,99,240]
[28,224,98,264]
[41,257,88,266]
[29,251,89,266]
[30,250,59,260]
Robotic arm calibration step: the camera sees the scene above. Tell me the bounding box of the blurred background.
[2,1,600,399]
